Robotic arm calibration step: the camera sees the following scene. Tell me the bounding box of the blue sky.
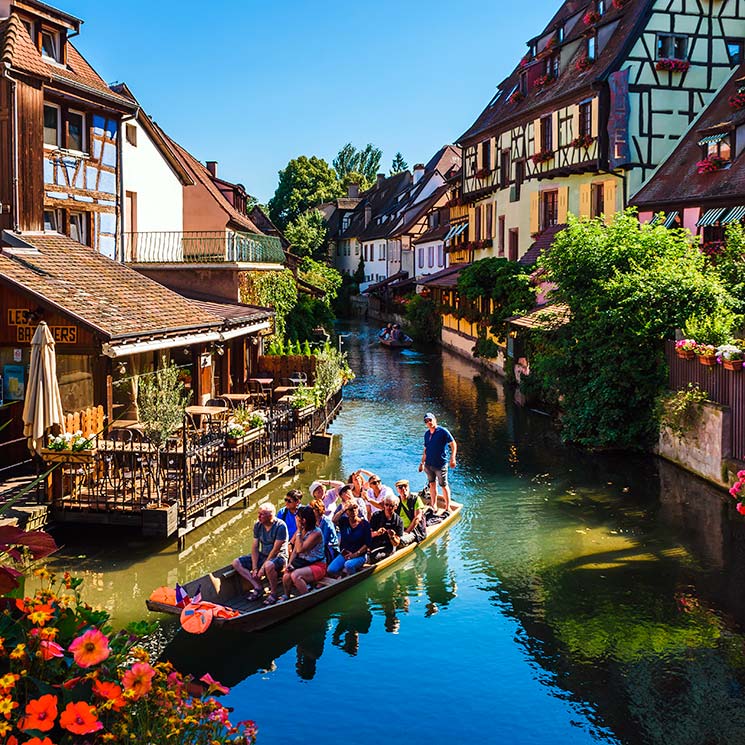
[69,0,559,202]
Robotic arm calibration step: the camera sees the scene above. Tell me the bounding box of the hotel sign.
[8,309,78,344]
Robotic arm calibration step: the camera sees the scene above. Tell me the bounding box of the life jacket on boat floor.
[180,600,240,633]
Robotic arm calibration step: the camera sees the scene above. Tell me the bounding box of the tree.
[333,144,358,180]
[390,152,408,175]
[527,210,733,449]
[268,156,342,229]
[284,209,328,259]
[298,256,343,305]
[332,143,382,190]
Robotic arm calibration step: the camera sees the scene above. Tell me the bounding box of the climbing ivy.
[239,269,298,339]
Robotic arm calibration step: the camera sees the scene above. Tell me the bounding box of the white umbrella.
[22,321,65,455]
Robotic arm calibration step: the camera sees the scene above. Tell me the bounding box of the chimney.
[206,161,217,177]
[376,173,385,188]
[347,183,360,198]
[364,205,372,228]
[413,163,425,185]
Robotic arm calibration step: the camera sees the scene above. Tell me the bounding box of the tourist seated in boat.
[369,495,404,563]
[277,489,303,539]
[348,470,372,518]
[310,498,340,564]
[391,324,404,342]
[280,506,327,601]
[327,502,372,578]
[332,484,368,524]
[364,472,395,515]
[231,503,288,602]
[309,479,345,517]
[378,323,392,340]
[394,480,426,544]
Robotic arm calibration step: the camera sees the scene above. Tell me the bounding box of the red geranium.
[19,694,57,732]
[59,700,102,735]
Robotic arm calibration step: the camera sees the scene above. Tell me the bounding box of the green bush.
[406,294,441,343]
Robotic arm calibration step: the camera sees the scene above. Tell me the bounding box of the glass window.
[40,30,59,61]
[657,33,688,60]
[481,140,491,170]
[486,202,493,238]
[708,136,732,161]
[591,183,605,218]
[587,35,597,61]
[579,101,593,137]
[418,248,424,268]
[540,190,558,230]
[43,105,59,146]
[540,115,553,152]
[67,111,85,152]
[68,212,88,245]
[727,39,743,65]
[514,161,525,201]
[125,123,137,146]
[43,210,58,231]
[500,150,511,189]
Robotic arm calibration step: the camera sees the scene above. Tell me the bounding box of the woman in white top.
[308,479,345,518]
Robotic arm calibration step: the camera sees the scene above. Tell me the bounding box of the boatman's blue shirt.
[424,426,454,468]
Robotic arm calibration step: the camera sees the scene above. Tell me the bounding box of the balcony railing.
[124,230,286,265]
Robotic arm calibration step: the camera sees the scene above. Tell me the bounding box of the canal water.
[43,321,745,745]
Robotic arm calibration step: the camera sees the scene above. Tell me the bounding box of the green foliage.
[712,222,745,312]
[528,210,733,449]
[390,152,408,175]
[658,384,709,439]
[473,336,502,359]
[240,268,298,339]
[298,256,343,305]
[268,156,342,228]
[138,360,191,449]
[683,310,738,346]
[290,384,318,409]
[284,209,328,259]
[313,345,355,402]
[333,143,382,190]
[285,294,334,343]
[457,257,535,341]
[406,294,442,343]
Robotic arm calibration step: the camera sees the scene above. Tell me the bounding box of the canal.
[44,321,745,744]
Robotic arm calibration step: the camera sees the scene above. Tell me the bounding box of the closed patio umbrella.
[22,321,65,455]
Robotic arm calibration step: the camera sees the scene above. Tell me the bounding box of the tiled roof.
[1,13,132,108]
[178,293,273,326]
[507,302,570,330]
[632,64,745,208]
[362,271,408,294]
[458,0,650,145]
[413,223,450,245]
[519,223,568,266]
[425,145,462,177]
[416,263,466,289]
[0,232,224,340]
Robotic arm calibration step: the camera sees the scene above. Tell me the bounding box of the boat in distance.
[379,335,413,349]
[146,502,461,633]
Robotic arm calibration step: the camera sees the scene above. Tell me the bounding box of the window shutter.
[533,118,542,153]
[604,179,618,219]
[551,113,559,150]
[530,191,540,233]
[572,105,580,141]
[558,186,569,223]
[579,183,591,218]
[591,98,599,138]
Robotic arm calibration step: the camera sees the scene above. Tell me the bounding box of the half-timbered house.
[457,0,745,263]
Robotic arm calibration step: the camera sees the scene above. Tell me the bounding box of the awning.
[648,214,662,226]
[663,211,680,228]
[443,225,458,242]
[721,205,745,224]
[447,222,468,241]
[697,133,728,146]
[696,207,727,227]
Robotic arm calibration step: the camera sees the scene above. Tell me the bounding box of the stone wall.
[655,400,731,487]
[441,326,506,377]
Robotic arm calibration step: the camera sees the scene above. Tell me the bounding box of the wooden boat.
[146,502,461,633]
[379,335,413,349]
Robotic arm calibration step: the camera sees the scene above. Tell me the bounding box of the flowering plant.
[675,339,698,353]
[519,54,532,68]
[0,568,257,744]
[227,423,246,439]
[575,55,594,72]
[729,92,745,111]
[533,73,556,90]
[656,58,690,72]
[583,9,601,25]
[570,134,594,148]
[702,240,725,256]
[694,343,717,358]
[532,149,554,165]
[728,469,745,515]
[696,155,729,174]
[716,343,743,361]
[612,0,629,7]
[47,431,94,452]
[247,411,267,430]
[508,90,525,105]
[474,167,490,179]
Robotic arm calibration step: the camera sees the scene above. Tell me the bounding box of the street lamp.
[338,333,351,354]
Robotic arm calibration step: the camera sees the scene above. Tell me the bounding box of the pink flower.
[200,672,230,695]
[68,629,110,668]
[737,502,745,515]
[737,470,745,480]
[39,640,64,661]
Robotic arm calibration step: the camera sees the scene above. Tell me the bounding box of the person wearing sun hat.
[308,479,345,517]
[418,412,456,514]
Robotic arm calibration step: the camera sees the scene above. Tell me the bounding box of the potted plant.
[532,149,554,165]
[290,384,318,420]
[575,55,594,73]
[570,134,595,148]
[695,344,718,366]
[696,155,729,174]
[729,91,745,111]
[226,423,247,447]
[583,9,601,25]
[509,90,525,105]
[674,339,698,359]
[42,431,96,463]
[717,343,744,371]
[656,58,690,73]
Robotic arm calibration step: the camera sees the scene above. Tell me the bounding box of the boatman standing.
[418,412,456,514]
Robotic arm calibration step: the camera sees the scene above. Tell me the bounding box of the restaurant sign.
[8,309,78,344]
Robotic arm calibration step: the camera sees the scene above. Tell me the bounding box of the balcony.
[124,231,285,266]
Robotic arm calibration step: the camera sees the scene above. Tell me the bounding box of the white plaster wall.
[121,119,183,233]
[415,240,446,277]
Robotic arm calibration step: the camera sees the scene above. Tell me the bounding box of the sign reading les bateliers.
[7,309,78,344]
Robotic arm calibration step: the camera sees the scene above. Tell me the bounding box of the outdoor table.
[220,393,253,405]
[186,405,228,417]
[288,375,306,387]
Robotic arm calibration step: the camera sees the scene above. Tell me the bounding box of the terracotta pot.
[675,349,696,360]
[698,355,717,366]
[723,359,744,371]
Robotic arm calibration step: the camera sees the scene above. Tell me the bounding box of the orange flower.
[68,629,110,668]
[0,695,19,719]
[19,694,58,732]
[26,604,54,626]
[121,662,155,700]
[0,673,19,694]
[23,737,54,745]
[6,733,17,745]
[10,643,27,661]
[59,700,102,735]
[92,679,126,711]
[39,640,64,661]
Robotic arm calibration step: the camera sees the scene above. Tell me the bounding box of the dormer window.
[698,132,732,164]
[557,24,564,43]
[21,19,34,40]
[545,54,560,79]
[342,214,351,231]
[40,28,61,62]
[595,0,605,14]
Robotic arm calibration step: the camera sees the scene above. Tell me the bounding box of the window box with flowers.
[533,73,556,90]
[612,0,630,7]
[570,134,595,148]
[520,54,532,68]
[475,167,490,179]
[656,58,690,73]
[532,149,554,165]
[583,10,601,25]
[695,344,718,366]
[696,155,729,174]
[717,344,744,371]
[675,339,698,360]
[509,90,525,105]
[729,91,745,111]
[41,431,97,463]
[575,55,595,73]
